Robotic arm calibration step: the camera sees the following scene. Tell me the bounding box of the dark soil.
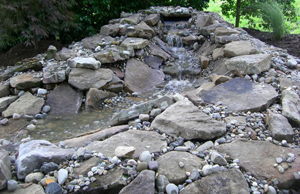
[0,29,299,68]
[244,28,300,58]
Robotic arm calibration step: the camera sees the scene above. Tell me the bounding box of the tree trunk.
[235,0,241,27]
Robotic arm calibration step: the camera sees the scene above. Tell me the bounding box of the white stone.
[58,169,68,185]
[115,146,136,158]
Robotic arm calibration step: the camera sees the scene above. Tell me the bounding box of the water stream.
[28,19,202,142]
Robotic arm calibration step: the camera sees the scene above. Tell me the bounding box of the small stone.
[281,140,288,146]
[276,157,283,164]
[87,171,93,177]
[137,162,148,172]
[12,113,21,120]
[267,186,277,194]
[201,164,213,176]
[37,88,48,95]
[127,159,137,166]
[156,174,169,193]
[57,169,68,185]
[150,108,161,117]
[166,183,178,194]
[42,105,51,113]
[40,162,59,174]
[26,124,36,131]
[139,151,152,163]
[0,118,8,125]
[45,182,63,194]
[139,114,150,121]
[148,161,159,171]
[110,156,120,164]
[115,146,135,158]
[293,172,300,179]
[277,165,284,173]
[178,161,185,168]
[7,179,18,191]
[189,169,200,181]
[25,172,44,183]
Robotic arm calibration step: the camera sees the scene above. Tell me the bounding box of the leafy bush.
[0,0,75,51]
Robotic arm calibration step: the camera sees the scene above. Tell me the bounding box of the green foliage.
[248,2,285,39]
[220,0,297,30]
[0,0,75,51]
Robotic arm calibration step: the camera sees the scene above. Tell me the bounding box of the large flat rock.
[223,41,257,57]
[180,169,249,194]
[68,68,113,91]
[151,98,226,140]
[0,96,18,112]
[84,130,167,158]
[156,151,204,184]
[200,78,278,112]
[124,58,165,93]
[225,54,271,75]
[126,21,155,39]
[216,139,300,189]
[2,92,44,118]
[10,73,41,90]
[121,38,149,49]
[45,82,83,115]
[16,140,75,179]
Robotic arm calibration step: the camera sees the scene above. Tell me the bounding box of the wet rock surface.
[0,5,300,194]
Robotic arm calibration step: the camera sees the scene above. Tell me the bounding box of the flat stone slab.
[180,169,249,194]
[281,89,300,126]
[200,78,278,112]
[225,54,271,75]
[224,41,257,57]
[2,92,44,118]
[0,96,18,112]
[68,68,113,90]
[67,57,101,70]
[84,130,167,158]
[10,73,41,90]
[151,98,226,140]
[156,151,204,184]
[216,139,300,189]
[124,58,165,93]
[121,38,149,49]
[45,82,83,115]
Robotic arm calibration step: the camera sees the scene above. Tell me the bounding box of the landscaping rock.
[67,57,101,70]
[85,88,112,110]
[281,89,300,126]
[1,184,45,194]
[143,14,160,26]
[10,73,41,90]
[127,21,155,39]
[0,150,11,190]
[223,41,258,57]
[100,23,120,37]
[0,96,18,112]
[121,38,149,49]
[0,83,10,98]
[42,62,66,84]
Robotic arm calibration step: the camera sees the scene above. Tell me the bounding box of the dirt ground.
[0,29,299,68]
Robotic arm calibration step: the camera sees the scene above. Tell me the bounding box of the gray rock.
[199,23,227,36]
[25,172,44,183]
[100,23,120,36]
[119,170,155,194]
[7,179,18,191]
[281,89,300,126]
[42,63,66,84]
[126,21,155,39]
[139,151,152,163]
[200,78,278,112]
[67,57,101,70]
[120,14,141,25]
[85,130,167,158]
[223,41,258,57]
[216,139,300,189]
[215,34,240,44]
[45,182,63,194]
[0,150,11,190]
[151,98,226,140]
[0,96,18,112]
[110,95,174,126]
[148,161,159,171]
[2,92,44,118]
[195,14,213,29]
[210,150,228,166]
[40,162,59,174]
[10,73,41,90]
[156,174,169,193]
[0,83,10,98]
[45,82,83,115]
[94,46,133,64]
[180,169,249,194]
[85,88,112,110]
[196,141,214,152]
[266,112,294,143]
[166,183,178,194]
[124,58,165,93]
[81,34,114,50]
[156,151,204,184]
[212,47,224,61]
[225,54,272,75]
[73,157,101,178]
[56,47,76,61]
[147,43,171,62]
[16,140,75,179]
[121,38,149,49]
[143,14,160,26]
[57,169,68,185]
[144,55,163,69]
[214,27,240,36]
[1,183,45,194]
[68,68,113,91]
[115,146,135,158]
[137,162,148,172]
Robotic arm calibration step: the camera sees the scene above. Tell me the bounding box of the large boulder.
[110,95,174,126]
[156,151,204,184]
[16,140,75,180]
[0,150,11,190]
[119,170,155,194]
[67,57,101,70]
[84,130,167,158]
[10,73,41,90]
[200,78,278,112]
[124,59,165,93]
[281,89,300,126]
[45,82,83,115]
[180,169,249,194]
[68,68,113,90]
[266,112,294,142]
[216,139,300,189]
[225,54,272,75]
[151,98,226,140]
[121,38,149,49]
[2,92,44,118]
[223,41,258,57]
[126,21,155,39]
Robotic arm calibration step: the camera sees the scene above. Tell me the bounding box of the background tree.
[0,0,75,51]
[220,0,296,28]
